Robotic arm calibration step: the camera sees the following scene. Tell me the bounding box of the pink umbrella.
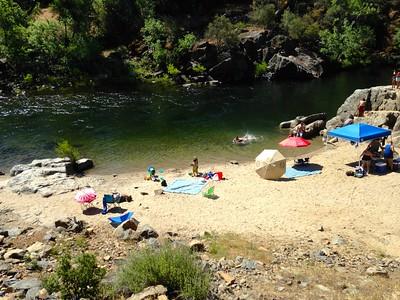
[279,137,311,148]
[75,187,97,204]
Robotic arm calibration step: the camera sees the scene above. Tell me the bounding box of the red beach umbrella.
[279,137,311,147]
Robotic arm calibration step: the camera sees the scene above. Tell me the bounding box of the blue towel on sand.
[164,179,207,195]
[284,166,321,178]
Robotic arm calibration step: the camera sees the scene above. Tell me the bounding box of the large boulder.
[326,86,399,130]
[261,35,296,61]
[303,120,326,139]
[268,48,323,80]
[209,52,254,83]
[190,41,218,69]
[239,29,269,61]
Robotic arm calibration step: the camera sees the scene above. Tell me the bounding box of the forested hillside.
[1,0,400,92]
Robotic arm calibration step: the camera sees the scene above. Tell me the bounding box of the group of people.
[290,121,306,137]
[361,138,396,174]
[392,70,400,89]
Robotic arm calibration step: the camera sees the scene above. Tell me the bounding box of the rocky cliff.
[326,86,400,143]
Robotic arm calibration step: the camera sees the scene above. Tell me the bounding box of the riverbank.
[1,142,400,257]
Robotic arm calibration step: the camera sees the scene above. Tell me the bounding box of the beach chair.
[203,186,217,199]
[101,194,121,214]
[108,211,134,226]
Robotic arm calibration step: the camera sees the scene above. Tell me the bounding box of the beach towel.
[284,166,322,178]
[163,179,207,195]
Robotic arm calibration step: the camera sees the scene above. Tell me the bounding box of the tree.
[0,0,27,59]
[320,20,375,67]
[205,15,239,48]
[281,11,320,42]
[249,1,276,28]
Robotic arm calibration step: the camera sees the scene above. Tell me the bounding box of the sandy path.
[1,142,400,256]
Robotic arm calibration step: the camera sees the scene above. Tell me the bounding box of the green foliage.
[205,15,239,48]
[25,20,65,61]
[141,18,169,66]
[320,20,375,67]
[55,139,80,162]
[0,0,27,59]
[23,73,33,84]
[46,252,106,300]
[394,28,400,51]
[117,245,210,299]
[167,64,180,76]
[255,61,268,77]
[177,33,196,54]
[281,11,320,41]
[249,2,275,28]
[42,273,60,294]
[192,63,206,73]
[136,0,156,18]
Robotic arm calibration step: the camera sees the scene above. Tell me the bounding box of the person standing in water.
[191,157,199,177]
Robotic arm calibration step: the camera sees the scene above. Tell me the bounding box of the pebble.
[365,266,389,277]
[217,271,235,285]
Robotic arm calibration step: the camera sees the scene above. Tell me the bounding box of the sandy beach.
[1,142,399,258]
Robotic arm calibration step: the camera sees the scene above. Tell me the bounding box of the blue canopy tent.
[327,123,391,167]
[327,123,391,143]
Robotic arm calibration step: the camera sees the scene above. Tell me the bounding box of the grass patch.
[204,232,271,263]
[255,61,268,77]
[117,245,210,300]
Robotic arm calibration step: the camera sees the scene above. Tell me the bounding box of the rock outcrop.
[268,48,323,80]
[7,157,95,197]
[326,86,400,143]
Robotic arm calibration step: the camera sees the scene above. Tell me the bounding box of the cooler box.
[393,159,400,171]
[375,162,387,174]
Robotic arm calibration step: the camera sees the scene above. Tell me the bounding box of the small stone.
[277,286,285,292]
[38,288,48,299]
[217,271,235,285]
[121,218,140,231]
[189,240,206,252]
[299,281,309,288]
[331,235,346,245]
[230,160,239,165]
[241,259,257,270]
[0,235,4,244]
[127,285,167,300]
[366,266,389,277]
[157,296,168,300]
[138,224,159,239]
[315,284,331,292]
[318,225,324,232]
[103,255,111,261]
[4,249,26,260]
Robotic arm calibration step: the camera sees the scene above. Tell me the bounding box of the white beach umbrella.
[255,149,286,180]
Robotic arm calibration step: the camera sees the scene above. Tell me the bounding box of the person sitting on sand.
[361,146,374,174]
[191,156,199,177]
[381,140,395,171]
[368,139,381,157]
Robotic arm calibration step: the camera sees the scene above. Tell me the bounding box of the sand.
[1,142,400,257]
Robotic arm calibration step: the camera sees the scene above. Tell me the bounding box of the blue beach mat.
[284,166,322,178]
[164,179,207,195]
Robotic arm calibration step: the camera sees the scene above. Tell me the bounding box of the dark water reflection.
[0,68,391,174]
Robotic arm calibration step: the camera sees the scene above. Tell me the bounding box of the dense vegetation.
[1,0,400,91]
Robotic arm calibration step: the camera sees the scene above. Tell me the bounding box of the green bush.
[167,64,180,76]
[249,2,275,28]
[281,11,319,41]
[176,33,196,54]
[46,252,106,300]
[394,28,400,51]
[192,63,206,73]
[320,19,375,67]
[205,15,239,48]
[117,245,210,300]
[255,61,268,77]
[55,140,80,162]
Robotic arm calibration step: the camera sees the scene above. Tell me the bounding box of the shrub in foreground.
[117,245,210,299]
[43,252,106,300]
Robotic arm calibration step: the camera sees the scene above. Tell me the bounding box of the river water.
[0,68,391,174]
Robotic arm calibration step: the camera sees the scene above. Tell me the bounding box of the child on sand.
[191,157,199,177]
